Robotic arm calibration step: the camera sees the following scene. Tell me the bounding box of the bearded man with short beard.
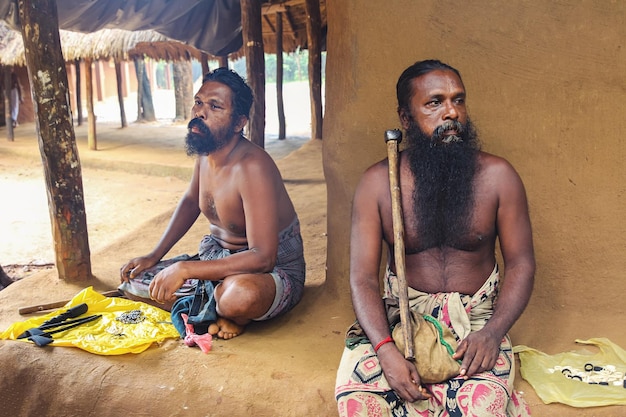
[336,60,535,416]
[120,68,306,341]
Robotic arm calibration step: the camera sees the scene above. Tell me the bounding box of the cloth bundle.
[392,310,461,383]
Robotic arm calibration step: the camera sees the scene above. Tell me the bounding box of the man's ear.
[235,115,248,133]
[398,109,410,130]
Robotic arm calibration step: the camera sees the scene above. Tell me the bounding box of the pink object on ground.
[181,313,212,353]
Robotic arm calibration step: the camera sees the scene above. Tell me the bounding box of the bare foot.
[208,317,245,339]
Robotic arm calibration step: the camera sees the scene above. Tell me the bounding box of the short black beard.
[405,117,481,251]
[185,117,235,156]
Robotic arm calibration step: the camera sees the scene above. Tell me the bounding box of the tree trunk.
[173,61,193,122]
[0,265,14,289]
[276,12,286,140]
[305,0,323,140]
[241,0,265,147]
[134,58,156,122]
[18,0,92,282]
[115,60,127,128]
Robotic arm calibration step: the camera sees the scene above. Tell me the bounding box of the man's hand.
[377,344,432,403]
[453,328,501,378]
[148,262,186,304]
[120,255,159,283]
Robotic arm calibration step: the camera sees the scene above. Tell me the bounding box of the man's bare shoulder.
[478,151,519,174]
[477,151,526,189]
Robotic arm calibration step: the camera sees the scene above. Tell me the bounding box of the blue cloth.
[171,281,217,337]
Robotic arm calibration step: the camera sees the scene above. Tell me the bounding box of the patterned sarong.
[335,265,531,416]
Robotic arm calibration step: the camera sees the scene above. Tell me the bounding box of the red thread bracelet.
[374,336,394,353]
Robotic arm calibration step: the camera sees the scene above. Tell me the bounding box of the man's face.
[185,81,241,156]
[401,69,467,144]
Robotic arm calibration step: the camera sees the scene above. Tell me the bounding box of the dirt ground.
[0,120,623,416]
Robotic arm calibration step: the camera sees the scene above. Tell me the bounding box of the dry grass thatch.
[0,21,207,66]
[0,0,326,66]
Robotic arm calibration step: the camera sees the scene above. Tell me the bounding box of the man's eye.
[194,100,202,106]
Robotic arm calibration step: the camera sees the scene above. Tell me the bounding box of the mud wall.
[323,0,626,347]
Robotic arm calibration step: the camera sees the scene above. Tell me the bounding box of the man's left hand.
[452,329,501,378]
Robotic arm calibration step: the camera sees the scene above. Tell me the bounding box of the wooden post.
[305,0,323,140]
[18,0,92,282]
[84,57,97,150]
[115,59,127,128]
[241,0,265,148]
[173,60,193,122]
[4,67,14,141]
[74,59,83,126]
[276,12,286,140]
[218,55,229,69]
[201,52,210,76]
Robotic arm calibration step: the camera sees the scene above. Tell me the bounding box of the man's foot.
[208,317,245,339]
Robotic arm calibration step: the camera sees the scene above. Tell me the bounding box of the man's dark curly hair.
[202,67,254,118]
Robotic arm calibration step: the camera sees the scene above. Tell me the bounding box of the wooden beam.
[262,0,306,14]
[115,60,127,128]
[74,60,83,126]
[305,0,323,139]
[263,14,275,33]
[84,57,97,150]
[18,0,92,282]
[276,12,286,139]
[4,67,14,141]
[241,0,265,148]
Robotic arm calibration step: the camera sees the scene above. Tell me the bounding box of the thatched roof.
[0,0,326,66]
[0,21,209,66]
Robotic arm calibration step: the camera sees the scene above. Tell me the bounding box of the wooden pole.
[115,59,127,128]
[276,12,286,140]
[304,0,323,140]
[385,129,414,360]
[241,0,265,148]
[74,59,83,126]
[18,0,92,282]
[201,52,210,76]
[84,57,97,150]
[4,67,14,141]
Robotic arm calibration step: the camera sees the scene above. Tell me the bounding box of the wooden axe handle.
[385,130,415,360]
[18,290,122,315]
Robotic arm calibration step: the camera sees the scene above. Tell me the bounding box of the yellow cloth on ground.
[0,286,180,355]
[515,338,626,408]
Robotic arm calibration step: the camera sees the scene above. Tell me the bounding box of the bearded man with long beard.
[120,68,305,340]
[335,60,535,416]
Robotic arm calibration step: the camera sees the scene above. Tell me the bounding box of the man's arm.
[120,160,201,281]
[350,162,430,402]
[455,156,535,377]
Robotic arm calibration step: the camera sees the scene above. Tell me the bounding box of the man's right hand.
[119,255,159,283]
[377,344,432,403]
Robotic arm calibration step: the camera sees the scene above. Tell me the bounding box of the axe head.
[28,334,54,347]
[17,327,45,339]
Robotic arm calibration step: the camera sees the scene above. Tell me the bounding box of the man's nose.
[443,101,458,120]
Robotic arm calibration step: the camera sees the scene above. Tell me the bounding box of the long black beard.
[185,117,235,156]
[405,118,481,250]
